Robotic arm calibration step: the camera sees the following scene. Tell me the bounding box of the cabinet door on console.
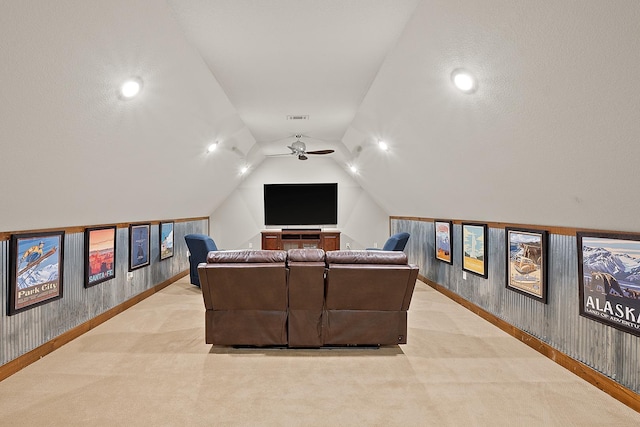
[262,233,281,250]
[322,233,340,251]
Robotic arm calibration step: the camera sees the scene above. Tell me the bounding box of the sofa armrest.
[402,264,419,310]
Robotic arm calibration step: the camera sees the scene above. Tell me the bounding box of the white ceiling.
[167,0,420,156]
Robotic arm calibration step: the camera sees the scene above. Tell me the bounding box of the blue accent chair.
[184,234,219,287]
[367,232,410,252]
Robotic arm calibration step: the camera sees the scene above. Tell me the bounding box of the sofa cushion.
[325,250,407,265]
[287,248,325,262]
[206,249,286,264]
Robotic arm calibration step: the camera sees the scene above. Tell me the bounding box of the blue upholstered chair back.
[381,232,410,251]
[184,234,218,287]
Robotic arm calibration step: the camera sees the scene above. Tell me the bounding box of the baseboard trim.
[0,270,189,382]
[418,274,640,413]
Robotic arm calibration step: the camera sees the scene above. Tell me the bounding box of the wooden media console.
[261,230,340,251]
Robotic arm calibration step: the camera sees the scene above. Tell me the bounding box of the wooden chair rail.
[0,216,209,241]
[390,215,631,237]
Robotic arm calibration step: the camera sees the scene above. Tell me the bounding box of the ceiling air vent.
[287,115,309,120]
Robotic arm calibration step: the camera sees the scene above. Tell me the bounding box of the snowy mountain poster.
[159,222,174,260]
[578,232,640,336]
[9,231,64,315]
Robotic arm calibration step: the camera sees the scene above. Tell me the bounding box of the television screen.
[264,183,338,226]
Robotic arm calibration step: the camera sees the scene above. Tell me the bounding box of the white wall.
[8,1,640,237]
[209,156,390,250]
[0,0,256,231]
[344,0,640,232]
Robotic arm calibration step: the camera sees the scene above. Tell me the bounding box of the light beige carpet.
[0,277,638,426]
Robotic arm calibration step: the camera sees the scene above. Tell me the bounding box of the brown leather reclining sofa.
[197,248,419,347]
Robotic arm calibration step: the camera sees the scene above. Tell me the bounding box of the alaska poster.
[462,223,487,278]
[506,228,547,302]
[160,222,174,260]
[9,231,64,315]
[435,220,453,264]
[129,224,150,271]
[85,226,116,288]
[578,232,640,336]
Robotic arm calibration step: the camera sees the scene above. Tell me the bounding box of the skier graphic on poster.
[16,236,61,290]
[10,232,64,314]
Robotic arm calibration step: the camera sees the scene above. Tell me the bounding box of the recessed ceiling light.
[120,77,142,99]
[207,142,218,153]
[240,166,249,174]
[451,69,477,93]
[349,165,358,173]
[378,140,388,151]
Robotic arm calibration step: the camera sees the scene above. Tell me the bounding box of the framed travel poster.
[129,223,150,271]
[505,228,548,303]
[160,221,174,260]
[578,231,640,337]
[435,220,453,264]
[85,226,117,288]
[9,231,65,315]
[461,223,488,278]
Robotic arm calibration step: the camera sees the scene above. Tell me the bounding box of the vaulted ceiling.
[3,1,640,233]
[167,0,420,157]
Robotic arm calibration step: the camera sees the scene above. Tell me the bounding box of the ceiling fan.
[271,135,335,160]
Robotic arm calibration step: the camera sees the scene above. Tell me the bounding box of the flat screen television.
[264,183,338,226]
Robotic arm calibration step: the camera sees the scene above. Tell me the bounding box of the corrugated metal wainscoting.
[0,218,207,366]
[391,218,640,394]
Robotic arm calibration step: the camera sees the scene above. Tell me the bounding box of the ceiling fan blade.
[306,149,335,155]
[266,153,294,157]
